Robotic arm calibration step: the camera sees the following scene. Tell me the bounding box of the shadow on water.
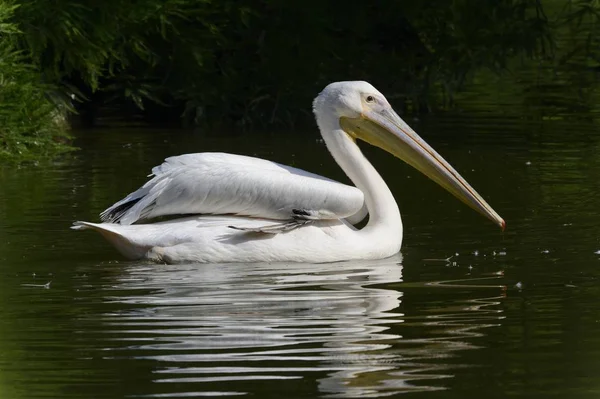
[86,254,506,398]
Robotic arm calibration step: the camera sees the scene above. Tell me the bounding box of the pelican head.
[314,81,505,230]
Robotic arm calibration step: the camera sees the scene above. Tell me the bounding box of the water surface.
[1,114,600,398]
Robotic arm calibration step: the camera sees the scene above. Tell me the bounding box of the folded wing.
[100,152,365,225]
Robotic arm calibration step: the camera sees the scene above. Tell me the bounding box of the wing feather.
[101,153,365,225]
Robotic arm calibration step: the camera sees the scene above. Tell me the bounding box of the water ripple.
[71,254,508,398]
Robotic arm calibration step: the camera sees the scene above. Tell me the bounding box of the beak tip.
[500,219,506,231]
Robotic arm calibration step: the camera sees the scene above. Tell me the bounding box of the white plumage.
[74,81,504,264]
[74,216,394,263]
[100,152,366,225]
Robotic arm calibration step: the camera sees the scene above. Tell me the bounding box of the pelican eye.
[365,95,375,103]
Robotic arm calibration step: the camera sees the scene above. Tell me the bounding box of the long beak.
[339,108,505,230]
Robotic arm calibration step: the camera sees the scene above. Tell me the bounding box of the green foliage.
[7,0,562,128]
[3,0,600,160]
[403,0,554,103]
[449,0,600,118]
[0,2,72,162]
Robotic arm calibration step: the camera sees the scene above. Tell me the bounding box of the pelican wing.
[100,152,365,225]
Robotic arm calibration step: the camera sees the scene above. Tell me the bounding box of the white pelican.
[73,81,504,264]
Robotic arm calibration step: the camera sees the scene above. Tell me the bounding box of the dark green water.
[1,113,600,398]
